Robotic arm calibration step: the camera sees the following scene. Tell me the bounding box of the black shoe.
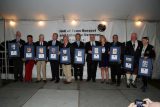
[80,77,83,81]
[50,78,55,81]
[14,80,18,82]
[63,81,72,84]
[131,83,137,88]
[127,84,130,88]
[20,79,23,82]
[75,79,78,81]
[80,78,83,81]
[101,80,105,84]
[43,80,47,83]
[92,79,96,82]
[86,79,91,82]
[36,80,41,83]
[55,80,59,83]
[110,82,116,85]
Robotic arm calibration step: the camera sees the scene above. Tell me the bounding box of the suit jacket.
[48,40,61,62]
[140,44,156,59]
[48,40,61,47]
[11,39,25,58]
[61,42,73,64]
[72,41,85,66]
[125,40,142,64]
[85,41,100,62]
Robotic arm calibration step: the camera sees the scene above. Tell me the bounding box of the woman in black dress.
[99,35,110,83]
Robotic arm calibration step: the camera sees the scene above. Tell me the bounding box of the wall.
[0,20,159,79]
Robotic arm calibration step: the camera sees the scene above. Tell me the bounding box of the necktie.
[92,41,94,46]
[77,41,80,47]
[133,44,135,50]
[141,46,146,57]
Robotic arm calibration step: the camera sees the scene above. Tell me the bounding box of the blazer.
[125,40,142,64]
[140,44,156,59]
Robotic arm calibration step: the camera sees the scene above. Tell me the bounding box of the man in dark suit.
[11,31,25,82]
[125,33,142,88]
[35,34,48,83]
[109,34,122,86]
[140,37,155,92]
[85,34,100,82]
[72,33,85,81]
[48,33,61,83]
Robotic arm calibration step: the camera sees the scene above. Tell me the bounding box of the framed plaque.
[92,46,102,61]
[60,48,71,64]
[138,58,152,77]
[49,46,59,61]
[123,55,134,71]
[8,43,20,57]
[74,49,85,64]
[24,45,34,60]
[109,47,121,62]
[36,46,47,60]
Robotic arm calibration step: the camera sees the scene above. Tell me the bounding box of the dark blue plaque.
[74,49,85,64]
[8,43,20,57]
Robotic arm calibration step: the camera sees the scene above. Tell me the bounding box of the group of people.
[10,31,155,92]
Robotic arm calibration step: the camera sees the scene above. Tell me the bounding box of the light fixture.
[71,20,78,26]
[9,20,16,27]
[38,21,45,26]
[101,21,107,25]
[135,20,142,27]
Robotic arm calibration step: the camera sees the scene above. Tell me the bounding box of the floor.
[0,79,160,107]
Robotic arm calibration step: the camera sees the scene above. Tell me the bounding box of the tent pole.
[4,19,8,80]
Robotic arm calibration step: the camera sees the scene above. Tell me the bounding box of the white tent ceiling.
[0,0,160,21]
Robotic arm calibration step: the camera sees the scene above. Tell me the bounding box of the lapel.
[144,45,149,54]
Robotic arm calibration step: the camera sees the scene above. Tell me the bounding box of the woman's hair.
[99,35,107,43]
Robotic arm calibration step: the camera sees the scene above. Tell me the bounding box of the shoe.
[80,78,83,81]
[92,79,96,82]
[127,84,130,88]
[63,81,72,84]
[14,80,18,82]
[43,80,47,83]
[55,80,59,83]
[36,80,41,83]
[101,80,105,83]
[86,79,91,82]
[50,78,55,81]
[131,83,137,88]
[110,82,116,85]
[20,79,23,82]
[80,77,83,81]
